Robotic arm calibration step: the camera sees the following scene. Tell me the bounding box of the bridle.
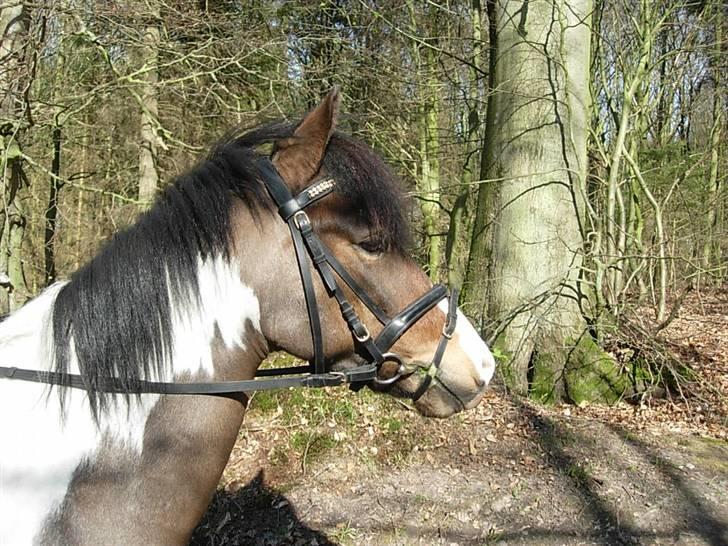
[0,158,459,401]
[256,158,459,399]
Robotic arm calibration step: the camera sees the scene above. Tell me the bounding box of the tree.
[0,2,32,313]
[445,0,486,290]
[137,1,161,207]
[0,0,722,402]
[702,0,725,284]
[466,0,613,402]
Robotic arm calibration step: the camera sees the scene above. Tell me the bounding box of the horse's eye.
[357,239,384,255]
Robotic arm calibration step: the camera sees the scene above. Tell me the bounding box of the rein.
[0,159,458,399]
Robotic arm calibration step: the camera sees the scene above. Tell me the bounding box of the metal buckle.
[442,324,454,340]
[353,323,370,343]
[373,353,405,386]
[293,210,310,230]
[302,372,346,388]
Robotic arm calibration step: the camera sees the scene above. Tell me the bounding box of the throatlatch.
[0,159,459,397]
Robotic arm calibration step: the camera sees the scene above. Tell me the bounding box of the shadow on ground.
[606,421,728,546]
[515,397,728,546]
[515,398,643,545]
[190,471,337,546]
[191,390,728,545]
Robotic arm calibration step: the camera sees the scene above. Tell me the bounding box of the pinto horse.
[0,90,494,545]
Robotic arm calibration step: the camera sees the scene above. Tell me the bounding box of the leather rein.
[0,158,458,400]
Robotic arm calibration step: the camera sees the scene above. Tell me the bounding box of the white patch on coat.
[165,255,260,377]
[0,255,260,545]
[438,299,496,385]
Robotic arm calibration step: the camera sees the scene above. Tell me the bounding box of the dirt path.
[192,392,727,546]
[192,291,728,546]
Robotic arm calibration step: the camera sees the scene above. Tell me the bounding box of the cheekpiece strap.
[410,288,460,402]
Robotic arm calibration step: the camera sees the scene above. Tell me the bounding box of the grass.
[327,521,361,544]
[380,416,403,433]
[290,431,336,454]
[565,462,592,484]
[245,352,433,475]
[482,526,504,544]
[249,391,279,413]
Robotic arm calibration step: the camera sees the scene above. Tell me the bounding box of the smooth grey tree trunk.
[469,0,616,402]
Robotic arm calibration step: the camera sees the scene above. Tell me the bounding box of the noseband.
[0,159,458,400]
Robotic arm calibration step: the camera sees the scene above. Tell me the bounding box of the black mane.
[51,122,408,415]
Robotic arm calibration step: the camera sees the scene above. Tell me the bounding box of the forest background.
[1,0,725,405]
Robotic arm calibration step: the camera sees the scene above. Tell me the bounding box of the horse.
[0,89,495,545]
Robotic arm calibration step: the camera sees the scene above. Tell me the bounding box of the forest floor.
[191,289,728,546]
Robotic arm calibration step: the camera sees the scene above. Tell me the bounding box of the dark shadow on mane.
[51,121,408,417]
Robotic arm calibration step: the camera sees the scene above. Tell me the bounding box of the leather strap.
[320,246,389,324]
[410,288,459,402]
[374,284,448,352]
[0,364,377,394]
[287,214,326,374]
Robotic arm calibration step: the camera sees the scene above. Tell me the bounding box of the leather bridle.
[0,159,459,401]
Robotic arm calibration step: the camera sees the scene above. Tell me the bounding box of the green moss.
[629,355,696,395]
[564,336,627,404]
[492,336,516,388]
[681,436,728,474]
[530,351,559,404]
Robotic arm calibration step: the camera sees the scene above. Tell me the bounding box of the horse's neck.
[0,257,267,545]
[0,254,263,377]
[164,253,264,380]
[0,282,64,371]
[0,253,265,441]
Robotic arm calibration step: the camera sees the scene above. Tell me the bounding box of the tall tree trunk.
[472,0,615,403]
[44,123,62,285]
[463,0,498,318]
[446,0,483,291]
[702,1,724,284]
[0,2,31,313]
[138,1,161,208]
[418,52,442,281]
[406,1,442,282]
[603,1,654,310]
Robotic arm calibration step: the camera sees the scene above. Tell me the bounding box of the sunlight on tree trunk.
[419,57,442,282]
[0,3,31,313]
[702,1,724,285]
[463,0,498,316]
[446,0,484,291]
[407,0,442,282]
[138,0,161,208]
[472,0,614,402]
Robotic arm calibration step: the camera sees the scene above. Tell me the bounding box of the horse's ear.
[273,87,340,187]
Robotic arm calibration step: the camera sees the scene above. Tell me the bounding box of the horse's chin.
[330,354,367,373]
[413,398,458,418]
[413,382,486,418]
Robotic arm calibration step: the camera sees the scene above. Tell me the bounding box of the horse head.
[231,88,495,417]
